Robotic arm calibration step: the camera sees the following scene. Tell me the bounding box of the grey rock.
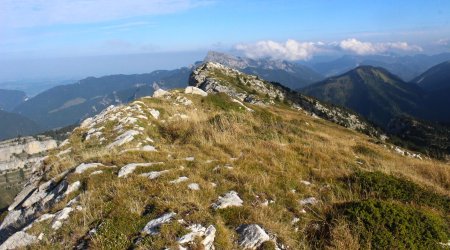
[237,224,270,249]
[211,191,243,210]
[142,212,176,235]
[0,231,37,250]
[184,86,208,97]
[74,163,103,174]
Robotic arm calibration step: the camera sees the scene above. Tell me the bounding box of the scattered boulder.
[118,162,163,178]
[184,86,208,97]
[188,183,200,190]
[185,156,195,161]
[149,109,160,119]
[291,217,300,225]
[74,163,103,174]
[237,224,270,249]
[35,213,56,223]
[177,224,216,250]
[175,96,193,106]
[142,145,157,152]
[169,176,189,184]
[299,197,318,206]
[64,181,81,196]
[142,212,176,235]
[0,231,37,250]
[300,180,311,186]
[140,170,170,179]
[51,207,73,230]
[212,191,243,210]
[107,130,140,149]
[153,89,170,98]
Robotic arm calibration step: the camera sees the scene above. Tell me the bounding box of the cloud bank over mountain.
[234,39,322,61]
[235,38,423,61]
[339,38,423,55]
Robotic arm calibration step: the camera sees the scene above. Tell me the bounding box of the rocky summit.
[0,63,448,249]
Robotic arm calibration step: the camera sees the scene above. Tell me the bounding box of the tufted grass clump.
[217,206,254,228]
[352,144,379,158]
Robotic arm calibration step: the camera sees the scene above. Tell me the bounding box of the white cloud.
[339,38,422,55]
[235,39,322,61]
[0,0,212,28]
[235,38,423,61]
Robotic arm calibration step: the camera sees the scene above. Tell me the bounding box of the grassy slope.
[17,89,449,249]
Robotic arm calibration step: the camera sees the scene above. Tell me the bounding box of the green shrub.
[201,93,243,112]
[347,171,450,212]
[332,200,449,249]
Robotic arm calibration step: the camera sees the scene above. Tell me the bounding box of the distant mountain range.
[204,51,323,89]
[301,63,450,158]
[307,53,450,81]
[2,52,450,158]
[13,68,191,130]
[0,89,27,112]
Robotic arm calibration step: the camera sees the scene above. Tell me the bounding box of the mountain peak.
[189,62,287,105]
[349,65,405,84]
[202,51,323,89]
[204,51,250,69]
[302,66,424,127]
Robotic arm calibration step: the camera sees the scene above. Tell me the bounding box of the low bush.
[347,171,450,212]
[332,200,449,249]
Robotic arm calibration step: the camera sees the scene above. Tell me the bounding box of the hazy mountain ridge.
[309,53,450,81]
[0,89,27,112]
[0,111,41,141]
[13,68,192,130]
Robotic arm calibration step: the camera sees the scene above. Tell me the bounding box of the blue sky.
[0,0,449,80]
